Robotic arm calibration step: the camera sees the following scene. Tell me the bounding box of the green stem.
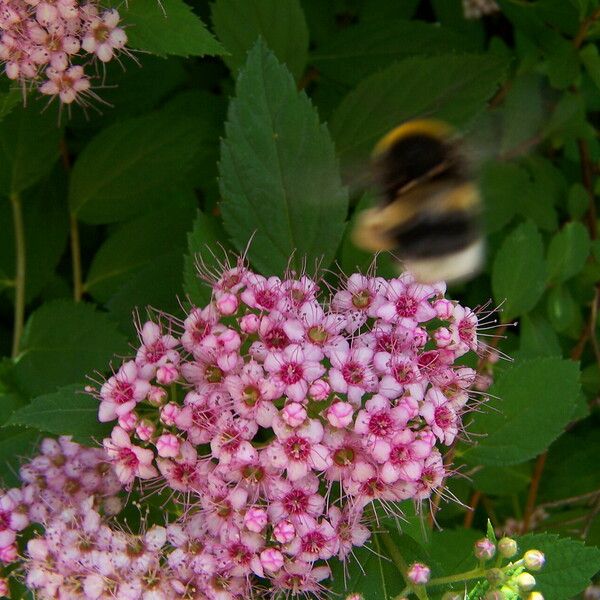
[69,213,83,302]
[10,192,25,358]
[427,567,486,586]
[379,531,429,600]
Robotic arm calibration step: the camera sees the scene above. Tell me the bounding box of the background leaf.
[463,357,581,466]
[219,40,348,274]
[14,301,127,397]
[118,0,225,57]
[7,384,110,445]
[492,221,547,321]
[211,0,309,79]
[546,222,591,283]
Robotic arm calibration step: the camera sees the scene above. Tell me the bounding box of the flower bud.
[281,403,307,428]
[474,538,496,561]
[273,520,295,544]
[498,537,518,558]
[135,420,155,442]
[156,363,178,385]
[148,386,167,406]
[407,562,430,585]
[523,549,545,571]
[118,411,137,432]
[239,313,260,334]
[0,577,9,596]
[484,592,506,600]
[217,293,238,315]
[326,401,354,428]
[244,507,268,533]
[527,593,544,600]
[156,434,180,458]
[160,402,180,426]
[486,567,505,586]
[434,298,454,319]
[516,572,536,593]
[260,548,284,572]
[309,379,330,400]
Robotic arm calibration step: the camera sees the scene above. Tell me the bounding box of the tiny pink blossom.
[156,363,178,385]
[407,562,430,584]
[135,419,155,442]
[326,401,354,429]
[216,292,238,315]
[308,378,330,400]
[273,520,296,544]
[244,507,268,533]
[240,313,260,333]
[260,547,284,572]
[118,411,137,432]
[156,434,180,458]
[103,426,158,484]
[281,402,307,428]
[160,402,180,426]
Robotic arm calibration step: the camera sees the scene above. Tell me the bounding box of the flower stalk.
[10,191,25,358]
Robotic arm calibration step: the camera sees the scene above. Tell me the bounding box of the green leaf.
[517,533,600,600]
[546,285,580,333]
[471,464,532,495]
[481,163,526,234]
[311,18,475,88]
[567,183,590,219]
[464,357,581,466]
[330,53,508,164]
[107,252,186,334]
[184,210,230,307]
[211,0,309,80]
[0,170,69,303]
[0,428,40,487]
[0,89,20,122]
[8,384,110,445]
[69,110,204,224]
[547,222,591,283]
[14,301,127,397]
[428,528,480,577]
[492,221,546,321]
[519,313,562,358]
[219,40,348,275]
[0,102,61,196]
[118,0,225,57]
[580,43,600,90]
[85,194,197,302]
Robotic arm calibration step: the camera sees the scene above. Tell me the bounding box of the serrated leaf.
[14,301,127,397]
[546,285,580,333]
[0,102,61,196]
[85,194,196,302]
[464,357,581,465]
[220,40,348,275]
[519,313,562,358]
[428,528,480,578]
[8,384,110,446]
[184,210,230,307]
[211,0,309,79]
[517,533,600,600]
[330,53,508,164]
[547,222,591,283]
[0,428,40,487]
[118,0,225,57]
[311,18,475,87]
[481,163,526,234]
[471,464,532,495]
[567,183,590,219]
[492,221,546,321]
[69,111,204,224]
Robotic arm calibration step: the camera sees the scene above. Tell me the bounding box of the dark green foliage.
[1,1,600,597]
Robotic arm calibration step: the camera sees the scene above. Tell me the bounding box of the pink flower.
[449,305,478,355]
[380,429,432,484]
[273,520,296,543]
[420,388,459,445]
[377,276,437,324]
[241,274,283,310]
[264,344,325,403]
[308,379,330,400]
[328,346,377,405]
[39,65,90,104]
[98,361,150,422]
[135,321,179,371]
[268,475,325,524]
[332,274,386,332]
[286,517,339,561]
[157,442,208,493]
[268,418,331,481]
[81,8,127,62]
[156,363,178,385]
[103,427,158,484]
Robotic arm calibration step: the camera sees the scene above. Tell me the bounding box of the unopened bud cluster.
[0,0,128,104]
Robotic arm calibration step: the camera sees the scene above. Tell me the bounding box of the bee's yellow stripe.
[372,119,455,158]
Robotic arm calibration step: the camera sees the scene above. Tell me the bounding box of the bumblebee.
[352,119,484,284]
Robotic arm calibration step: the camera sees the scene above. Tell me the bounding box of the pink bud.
[160,402,180,426]
[273,520,295,544]
[413,327,428,347]
[0,544,17,563]
[244,507,268,533]
[281,403,307,428]
[434,299,453,320]
[118,412,137,432]
[0,577,8,596]
[260,547,284,572]
[326,401,354,428]
[135,420,155,442]
[434,327,452,348]
[148,386,167,406]
[240,313,260,334]
[474,538,496,561]
[219,329,241,352]
[407,562,430,585]
[156,434,180,458]
[156,364,178,385]
[309,379,330,401]
[217,293,238,315]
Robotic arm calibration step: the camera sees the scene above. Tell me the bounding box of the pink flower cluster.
[0,0,127,104]
[81,262,482,597]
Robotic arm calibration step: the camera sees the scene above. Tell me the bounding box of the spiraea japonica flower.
[2,259,493,598]
[0,0,129,105]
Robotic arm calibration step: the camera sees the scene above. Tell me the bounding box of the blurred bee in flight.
[352,119,484,285]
